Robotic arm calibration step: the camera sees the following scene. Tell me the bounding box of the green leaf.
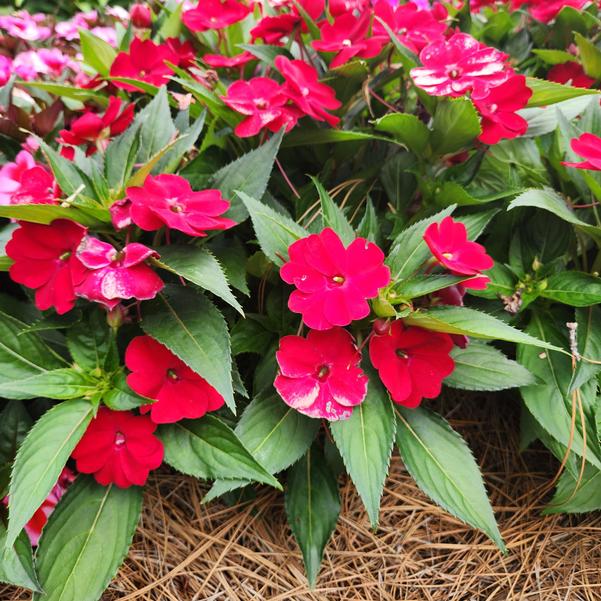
[204,393,319,502]
[444,341,536,391]
[33,477,142,601]
[238,43,290,66]
[67,312,115,371]
[391,274,466,300]
[387,206,456,282]
[285,448,340,588]
[18,81,107,105]
[532,49,576,65]
[104,123,141,192]
[7,400,93,549]
[404,306,562,351]
[0,203,106,228]
[159,416,281,488]
[540,272,601,307]
[374,113,430,155]
[544,464,601,514]
[79,29,117,76]
[453,208,500,239]
[210,130,284,222]
[574,32,601,80]
[158,1,183,38]
[0,401,32,465]
[38,140,90,199]
[525,76,601,108]
[142,287,235,412]
[329,375,395,527]
[281,128,394,149]
[209,238,249,296]
[0,368,96,400]
[431,98,481,155]
[156,246,243,315]
[571,306,601,391]
[125,136,182,188]
[103,370,150,411]
[312,177,355,246]
[238,191,308,264]
[0,519,41,592]
[507,188,601,244]
[134,87,177,163]
[396,407,505,551]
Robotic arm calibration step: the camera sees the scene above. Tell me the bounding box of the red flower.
[411,32,511,97]
[72,408,164,488]
[424,217,493,289]
[165,37,196,69]
[312,12,383,69]
[183,0,251,32]
[527,0,589,23]
[75,238,164,309]
[369,321,454,407]
[58,96,134,155]
[274,327,368,421]
[280,228,391,330]
[0,150,36,205]
[329,0,369,15]
[130,3,152,28]
[8,166,57,205]
[6,219,88,314]
[203,51,255,68]
[431,285,469,349]
[222,77,299,137]
[472,74,532,145]
[373,1,446,54]
[275,56,341,126]
[548,62,595,89]
[125,336,225,424]
[250,14,300,45]
[110,37,177,92]
[563,133,601,171]
[125,174,236,236]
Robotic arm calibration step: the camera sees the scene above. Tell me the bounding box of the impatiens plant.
[1,0,601,598]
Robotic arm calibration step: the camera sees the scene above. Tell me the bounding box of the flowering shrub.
[1,0,601,597]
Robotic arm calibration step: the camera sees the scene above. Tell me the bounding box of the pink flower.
[280,228,391,330]
[110,37,178,91]
[90,26,117,46]
[37,49,73,77]
[472,74,532,145]
[0,11,51,41]
[13,51,47,80]
[0,151,36,205]
[275,56,341,126]
[8,166,57,205]
[55,11,97,40]
[125,174,236,236]
[411,32,511,97]
[183,0,251,31]
[373,1,446,54]
[562,133,601,171]
[6,220,88,315]
[274,327,368,421]
[72,408,164,488]
[125,336,225,424]
[0,55,12,87]
[58,97,135,155]
[75,238,164,309]
[203,51,255,68]
[2,468,75,546]
[369,321,455,407]
[423,216,494,289]
[130,3,152,28]
[222,77,299,137]
[548,62,595,88]
[312,12,384,69]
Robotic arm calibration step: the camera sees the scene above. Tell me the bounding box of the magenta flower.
[562,133,601,171]
[472,75,532,145]
[183,0,251,32]
[250,14,300,45]
[280,228,391,330]
[222,77,299,138]
[329,0,370,15]
[312,12,384,69]
[110,37,178,92]
[0,151,36,205]
[411,33,511,97]
[6,220,88,315]
[0,56,12,87]
[75,238,164,309]
[369,321,454,408]
[9,166,57,205]
[526,0,589,23]
[130,3,152,28]
[203,51,255,68]
[275,56,341,127]
[275,327,368,421]
[125,174,236,236]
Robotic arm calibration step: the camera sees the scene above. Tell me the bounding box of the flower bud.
[130,3,152,28]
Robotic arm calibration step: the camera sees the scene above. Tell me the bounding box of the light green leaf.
[281,128,395,148]
[103,371,150,411]
[0,203,106,228]
[574,32,601,80]
[79,29,117,76]
[544,465,601,514]
[330,375,395,527]
[0,519,41,592]
[445,341,536,391]
[141,287,234,411]
[431,98,481,155]
[396,407,505,550]
[18,81,107,104]
[391,274,466,300]
[532,49,576,65]
[7,400,93,549]
[525,76,600,108]
[312,177,355,246]
[374,113,430,154]
[33,477,142,601]
[0,368,96,400]
[570,306,601,391]
[540,272,601,307]
[159,416,281,488]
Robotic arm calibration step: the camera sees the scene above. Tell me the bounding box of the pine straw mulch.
[3,393,601,601]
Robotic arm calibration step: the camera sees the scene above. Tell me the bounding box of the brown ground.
[3,394,601,601]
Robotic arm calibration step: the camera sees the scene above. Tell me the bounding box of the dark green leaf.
[0,402,32,465]
[544,465,601,514]
[571,306,601,391]
[312,177,355,245]
[374,113,430,154]
[431,98,481,155]
[540,272,601,307]
[0,520,41,592]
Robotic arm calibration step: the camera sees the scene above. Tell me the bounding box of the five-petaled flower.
[76,237,164,309]
[183,0,250,32]
[125,174,236,236]
[125,335,225,424]
[562,133,601,171]
[280,228,391,330]
[369,321,455,408]
[275,327,368,421]
[424,217,494,289]
[6,219,88,314]
[72,408,164,488]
